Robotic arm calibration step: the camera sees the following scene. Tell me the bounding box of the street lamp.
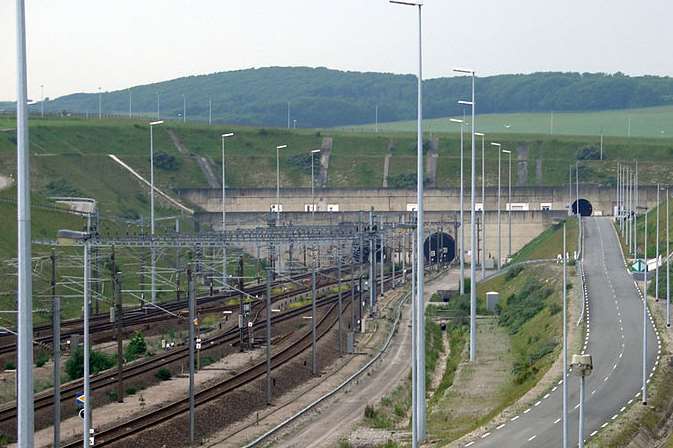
[221,132,235,289]
[149,120,164,305]
[455,68,477,362]
[491,143,502,269]
[97,87,102,120]
[310,149,321,217]
[643,207,649,405]
[475,131,486,280]
[450,118,465,294]
[389,0,425,444]
[15,3,34,444]
[502,149,512,258]
[40,84,45,118]
[209,98,213,125]
[571,354,593,448]
[275,145,287,224]
[562,222,568,448]
[667,187,670,328]
[182,94,186,123]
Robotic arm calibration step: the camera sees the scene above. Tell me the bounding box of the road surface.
[469,217,659,447]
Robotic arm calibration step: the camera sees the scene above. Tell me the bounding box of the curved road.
[468,217,659,447]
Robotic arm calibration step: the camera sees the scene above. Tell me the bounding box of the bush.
[576,146,601,160]
[505,265,524,281]
[288,153,319,175]
[126,386,138,395]
[125,331,147,362]
[3,361,15,371]
[153,152,179,171]
[106,390,118,402]
[35,350,50,368]
[45,178,81,197]
[364,404,376,419]
[155,368,171,381]
[65,346,115,380]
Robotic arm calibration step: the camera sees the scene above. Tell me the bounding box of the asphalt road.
[469,217,659,447]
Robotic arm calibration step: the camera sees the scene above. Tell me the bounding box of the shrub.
[576,146,602,160]
[45,178,81,197]
[4,361,15,371]
[125,331,147,362]
[126,386,138,395]
[106,390,118,402]
[505,265,524,281]
[155,368,171,381]
[35,350,50,368]
[65,346,115,380]
[153,152,179,171]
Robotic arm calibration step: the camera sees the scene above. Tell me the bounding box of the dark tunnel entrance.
[572,199,593,217]
[424,232,455,264]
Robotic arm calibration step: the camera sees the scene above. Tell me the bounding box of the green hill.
[12,67,673,128]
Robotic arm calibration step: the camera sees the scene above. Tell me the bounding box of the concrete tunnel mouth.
[572,198,593,217]
[424,232,455,264]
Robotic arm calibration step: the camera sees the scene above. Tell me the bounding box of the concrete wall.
[196,209,566,266]
[178,185,661,217]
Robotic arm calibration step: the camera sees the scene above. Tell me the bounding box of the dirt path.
[166,129,220,188]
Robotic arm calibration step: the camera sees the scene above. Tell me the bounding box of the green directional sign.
[631,259,646,273]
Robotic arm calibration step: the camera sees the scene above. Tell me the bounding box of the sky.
[1,0,672,101]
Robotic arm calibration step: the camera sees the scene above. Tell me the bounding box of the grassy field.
[347,105,673,139]
[509,217,579,263]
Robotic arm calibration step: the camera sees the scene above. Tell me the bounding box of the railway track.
[0,266,347,356]
[61,289,352,448]
[0,267,388,429]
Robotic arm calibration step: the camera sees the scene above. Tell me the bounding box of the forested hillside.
[12,67,673,128]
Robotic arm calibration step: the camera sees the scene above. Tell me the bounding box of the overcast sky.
[1,0,672,101]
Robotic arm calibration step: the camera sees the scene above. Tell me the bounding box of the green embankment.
[509,217,579,263]
[2,117,673,210]
[425,263,570,444]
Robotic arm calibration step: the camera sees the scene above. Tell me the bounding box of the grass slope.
[510,217,579,263]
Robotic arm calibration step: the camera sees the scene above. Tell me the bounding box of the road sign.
[196,343,202,350]
[76,393,85,406]
[631,259,646,273]
[78,409,85,419]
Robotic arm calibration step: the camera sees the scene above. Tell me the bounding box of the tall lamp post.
[450,118,465,294]
[97,87,102,120]
[571,354,593,448]
[182,94,186,123]
[643,207,649,405]
[667,186,670,328]
[275,145,287,225]
[15,1,35,444]
[149,120,164,304]
[209,98,213,125]
[475,131,486,279]
[503,149,512,258]
[491,143,502,269]
[562,223,568,448]
[390,0,425,443]
[310,149,321,217]
[221,132,235,289]
[40,84,45,118]
[456,67,477,362]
